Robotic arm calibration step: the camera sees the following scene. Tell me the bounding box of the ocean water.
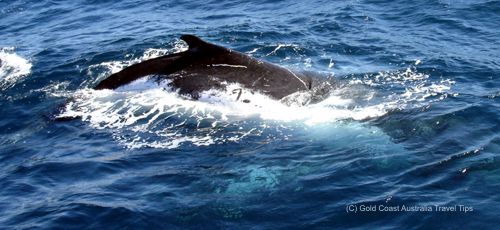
[0,0,499,228]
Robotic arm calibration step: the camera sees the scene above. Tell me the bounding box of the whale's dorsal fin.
[180,35,207,49]
[181,35,227,53]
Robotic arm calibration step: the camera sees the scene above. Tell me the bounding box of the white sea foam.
[57,45,454,149]
[266,43,301,56]
[0,47,32,89]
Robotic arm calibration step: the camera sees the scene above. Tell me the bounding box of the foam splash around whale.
[56,46,455,149]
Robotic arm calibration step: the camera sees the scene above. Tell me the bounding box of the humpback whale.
[95,35,332,101]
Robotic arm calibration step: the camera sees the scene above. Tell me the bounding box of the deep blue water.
[1,0,499,229]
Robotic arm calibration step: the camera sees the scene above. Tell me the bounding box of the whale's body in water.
[95,35,333,102]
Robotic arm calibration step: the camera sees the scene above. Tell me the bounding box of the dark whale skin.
[94,35,312,99]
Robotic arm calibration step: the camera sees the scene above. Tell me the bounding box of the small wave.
[0,48,32,89]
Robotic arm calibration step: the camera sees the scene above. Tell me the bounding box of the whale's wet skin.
[93,35,319,101]
[1,0,499,229]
